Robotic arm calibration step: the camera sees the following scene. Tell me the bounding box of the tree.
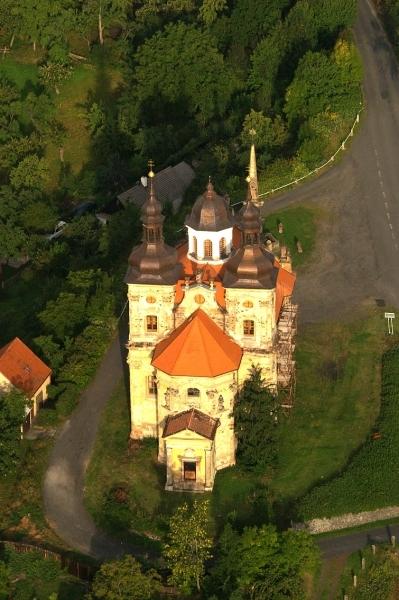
[12,0,70,52]
[82,0,131,46]
[0,389,27,474]
[163,500,212,594]
[39,62,72,95]
[233,366,280,471]
[33,335,65,371]
[199,0,227,26]
[241,109,288,156]
[209,523,320,600]
[0,561,10,600]
[284,44,362,126]
[133,23,238,124]
[9,155,49,191]
[227,0,289,50]
[88,555,161,600]
[38,291,88,341]
[0,75,22,143]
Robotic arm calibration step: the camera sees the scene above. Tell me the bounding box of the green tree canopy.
[0,389,28,474]
[163,499,213,594]
[88,555,161,600]
[209,523,320,600]
[9,155,49,191]
[233,366,280,471]
[284,41,362,125]
[133,22,239,124]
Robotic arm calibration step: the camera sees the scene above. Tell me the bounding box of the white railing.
[257,105,364,199]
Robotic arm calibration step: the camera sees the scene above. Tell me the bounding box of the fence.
[0,539,97,581]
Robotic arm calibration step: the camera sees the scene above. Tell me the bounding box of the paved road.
[318,522,399,558]
[262,0,399,322]
[43,0,399,561]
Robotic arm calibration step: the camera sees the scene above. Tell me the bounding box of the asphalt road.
[43,0,399,562]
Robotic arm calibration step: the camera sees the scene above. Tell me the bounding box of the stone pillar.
[205,448,213,489]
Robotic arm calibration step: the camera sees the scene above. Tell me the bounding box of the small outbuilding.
[117,161,195,212]
[0,337,52,433]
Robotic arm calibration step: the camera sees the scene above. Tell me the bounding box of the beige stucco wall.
[156,369,236,470]
[31,375,51,416]
[162,430,215,492]
[174,282,225,330]
[127,282,176,438]
[225,287,278,388]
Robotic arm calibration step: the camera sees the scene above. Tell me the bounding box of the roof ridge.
[193,311,215,376]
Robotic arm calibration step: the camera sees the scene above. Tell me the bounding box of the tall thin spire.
[246,143,263,207]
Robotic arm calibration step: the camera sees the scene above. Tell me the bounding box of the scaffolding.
[276,297,298,409]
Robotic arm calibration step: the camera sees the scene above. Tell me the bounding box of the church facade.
[125,148,297,492]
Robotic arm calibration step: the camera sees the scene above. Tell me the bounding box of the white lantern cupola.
[185,179,234,264]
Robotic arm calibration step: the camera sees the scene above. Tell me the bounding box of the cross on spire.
[148,159,155,177]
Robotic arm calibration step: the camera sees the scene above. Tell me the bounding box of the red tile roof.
[163,408,219,440]
[152,309,242,377]
[0,337,51,397]
[175,240,296,321]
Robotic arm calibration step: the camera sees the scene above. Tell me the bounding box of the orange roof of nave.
[152,308,243,377]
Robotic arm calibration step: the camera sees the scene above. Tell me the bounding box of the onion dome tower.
[125,165,182,285]
[185,179,234,264]
[223,182,277,289]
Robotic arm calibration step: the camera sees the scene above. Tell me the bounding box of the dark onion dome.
[125,170,183,285]
[223,184,277,289]
[185,180,234,232]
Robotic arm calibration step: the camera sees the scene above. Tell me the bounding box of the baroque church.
[125,147,297,492]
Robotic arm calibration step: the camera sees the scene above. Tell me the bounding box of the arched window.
[244,232,259,245]
[204,239,213,259]
[146,227,161,242]
[187,388,200,397]
[219,237,227,258]
[193,236,198,257]
[147,228,155,243]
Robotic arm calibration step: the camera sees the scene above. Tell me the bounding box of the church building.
[125,148,297,492]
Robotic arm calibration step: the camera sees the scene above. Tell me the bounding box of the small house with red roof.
[125,147,297,492]
[0,337,51,433]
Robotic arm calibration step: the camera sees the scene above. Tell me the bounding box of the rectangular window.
[147,375,157,395]
[184,461,197,481]
[243,319,255,336]
[146,315,158,331]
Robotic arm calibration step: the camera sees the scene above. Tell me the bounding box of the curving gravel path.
[43,320,140,560]
[43,0,399,561]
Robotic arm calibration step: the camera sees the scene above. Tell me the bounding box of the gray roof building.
[118,161,195,212]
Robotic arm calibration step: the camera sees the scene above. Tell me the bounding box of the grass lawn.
[264,204,320,269]
[272,310,388,513]
[85,309,389,543]
[0,44,123,194]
